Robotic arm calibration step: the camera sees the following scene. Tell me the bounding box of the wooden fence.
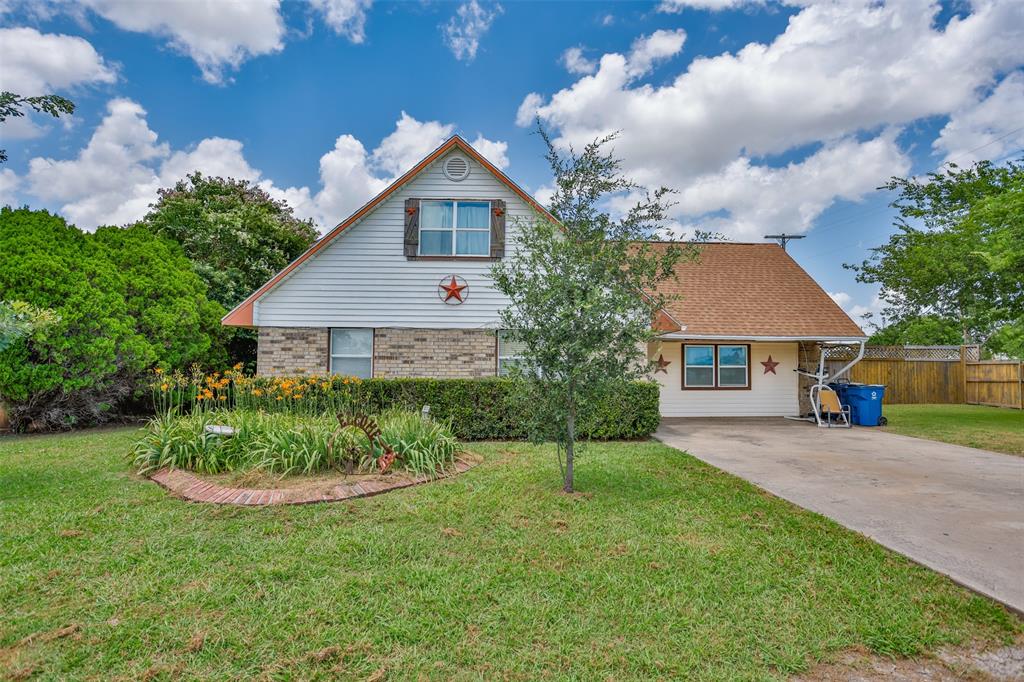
[825,345,1023,408]
[965,360,1024,409]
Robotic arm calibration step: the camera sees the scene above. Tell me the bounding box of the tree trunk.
[564,382,575,493]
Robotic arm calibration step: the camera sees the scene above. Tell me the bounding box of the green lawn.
[882,404,1024,455]
[1,428,1018,680]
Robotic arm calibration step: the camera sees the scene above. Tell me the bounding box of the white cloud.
[0,27,116,94]
[443,0,502,62]
[0,169,21,206]
[76,0,285,84]
[561,47,596,75]
[658,0,764,11]
[11,100,509,232]
[309,0,373,44]
[933,70,1024,164]
[515,92,543,127]
[626,29,686,77]
[830,291,883,323]
[522,0,1024,239]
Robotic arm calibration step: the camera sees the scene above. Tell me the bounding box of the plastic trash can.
[828,382,850,407]
[845,384,886,426]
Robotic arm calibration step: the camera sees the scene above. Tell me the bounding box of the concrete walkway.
[655,418,1024,613]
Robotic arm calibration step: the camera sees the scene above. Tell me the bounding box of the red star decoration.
[440,275,467,303]
[761,355,780,374]
[654,354,671,374]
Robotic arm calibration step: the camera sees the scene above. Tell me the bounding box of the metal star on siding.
[654,354,671,374]
[761,355,780,374]
[439,275,468,303]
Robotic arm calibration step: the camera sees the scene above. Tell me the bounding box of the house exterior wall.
[256,326,497,379]
[372,328,496,378]
[257,327,329,376]
[797,341,821,416]
[254,150,534,330]
[650,340,800,417]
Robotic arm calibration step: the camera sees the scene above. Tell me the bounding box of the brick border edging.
[148,458,478,506]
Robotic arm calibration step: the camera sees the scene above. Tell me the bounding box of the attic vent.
[443,155,470,181]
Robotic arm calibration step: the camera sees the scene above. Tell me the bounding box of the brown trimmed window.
[419,200,491,256]
[683,344,750,389]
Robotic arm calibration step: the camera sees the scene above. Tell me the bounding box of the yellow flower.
[196,394,204,401]
[160,383,169,392]
[276,396,283,401]
[252,389,263,397]
[154,367,164,375]
[219,395,227,401]
[233,362,244,370]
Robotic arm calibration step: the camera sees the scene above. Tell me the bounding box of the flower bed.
[131,409,459,478]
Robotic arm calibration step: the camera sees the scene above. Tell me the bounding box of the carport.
[655,418,1024,613]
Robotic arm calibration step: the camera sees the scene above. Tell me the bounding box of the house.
[223,135,865,417]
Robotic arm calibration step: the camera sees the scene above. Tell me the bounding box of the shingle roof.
[649,242,865,338]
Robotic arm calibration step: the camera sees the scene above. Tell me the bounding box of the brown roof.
[649,242,865,338]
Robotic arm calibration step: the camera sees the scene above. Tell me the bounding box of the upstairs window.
[419,200,491,256]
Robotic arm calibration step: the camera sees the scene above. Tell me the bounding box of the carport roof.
[649,242,866,339]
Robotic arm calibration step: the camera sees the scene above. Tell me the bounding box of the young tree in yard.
[491,131,699,493]
[849,159,1023,348]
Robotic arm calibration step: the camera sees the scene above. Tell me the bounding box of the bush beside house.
[0,208,224,430]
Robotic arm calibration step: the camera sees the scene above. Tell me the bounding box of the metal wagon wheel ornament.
[329,414,397,474]
[438,275,468,304]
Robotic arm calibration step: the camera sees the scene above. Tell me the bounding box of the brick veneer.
[257,327,329,376]
[256,327,498,378]
[372,328,497,378]
[797,341,821,416]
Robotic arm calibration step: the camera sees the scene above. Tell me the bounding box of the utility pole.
[764,233,805,251]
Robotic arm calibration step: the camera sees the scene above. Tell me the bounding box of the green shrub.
[0,208,225,430]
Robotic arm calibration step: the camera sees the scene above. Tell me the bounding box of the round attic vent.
[443,155,470,181]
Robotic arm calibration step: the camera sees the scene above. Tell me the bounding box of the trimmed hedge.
[243,377,661,440]
[356,377,660,440]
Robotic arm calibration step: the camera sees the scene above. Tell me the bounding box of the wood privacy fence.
[825,345,1023,408]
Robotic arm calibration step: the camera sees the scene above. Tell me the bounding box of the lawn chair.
[812,385,851,428]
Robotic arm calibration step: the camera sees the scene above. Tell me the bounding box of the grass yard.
[882,404,1024,455]
[1,428,1018,680]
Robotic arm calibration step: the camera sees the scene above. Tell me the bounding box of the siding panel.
[652,341,799,417]
[256,151,534,329]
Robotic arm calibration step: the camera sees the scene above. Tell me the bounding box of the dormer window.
[419,200,491,256]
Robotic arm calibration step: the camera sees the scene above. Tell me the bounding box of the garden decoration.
[330,414,397,474]
[760,355,780,374]
[654,354,671,374]
[438,275,468,303]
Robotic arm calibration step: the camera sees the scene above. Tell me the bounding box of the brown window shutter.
[490,200,506,259]
[404,199,419,257]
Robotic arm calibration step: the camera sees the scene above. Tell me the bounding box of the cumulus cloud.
[561,47,596,75]
[0,27,116,94]
[309,0,373,43]
[10,100,509,232]
[933,70,1024,164]
[521,0,1024,239]
[830,291,884,323]
[443,0,502,62]
[75,0,285,84]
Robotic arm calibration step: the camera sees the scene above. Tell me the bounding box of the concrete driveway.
[655,418,1024,613]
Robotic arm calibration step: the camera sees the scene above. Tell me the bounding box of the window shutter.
[490,200,506,259]
[404,199,419,257]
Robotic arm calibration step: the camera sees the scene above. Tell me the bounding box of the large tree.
[138,172,319,310]
[0,92,75,164]
[848,159,1023,346]
[491,131,699,493]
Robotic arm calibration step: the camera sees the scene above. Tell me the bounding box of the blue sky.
[1,0,1022,327]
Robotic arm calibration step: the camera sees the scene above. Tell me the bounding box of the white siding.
[256,151,534,329]
[651,341,799,417]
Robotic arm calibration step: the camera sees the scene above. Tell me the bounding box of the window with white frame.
[330,328,373,378]
[683,343,750,389]
[419,200,491,256]
[497,331,527,376]
[684,345,715,388]
[717,345,749,387]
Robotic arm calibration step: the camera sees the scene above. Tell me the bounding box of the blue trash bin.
[845,384,886,426]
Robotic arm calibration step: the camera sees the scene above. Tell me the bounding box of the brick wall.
[257,327,329,376]
[372,328,497,378]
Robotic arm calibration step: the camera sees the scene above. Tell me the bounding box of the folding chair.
[817,386,851,428]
